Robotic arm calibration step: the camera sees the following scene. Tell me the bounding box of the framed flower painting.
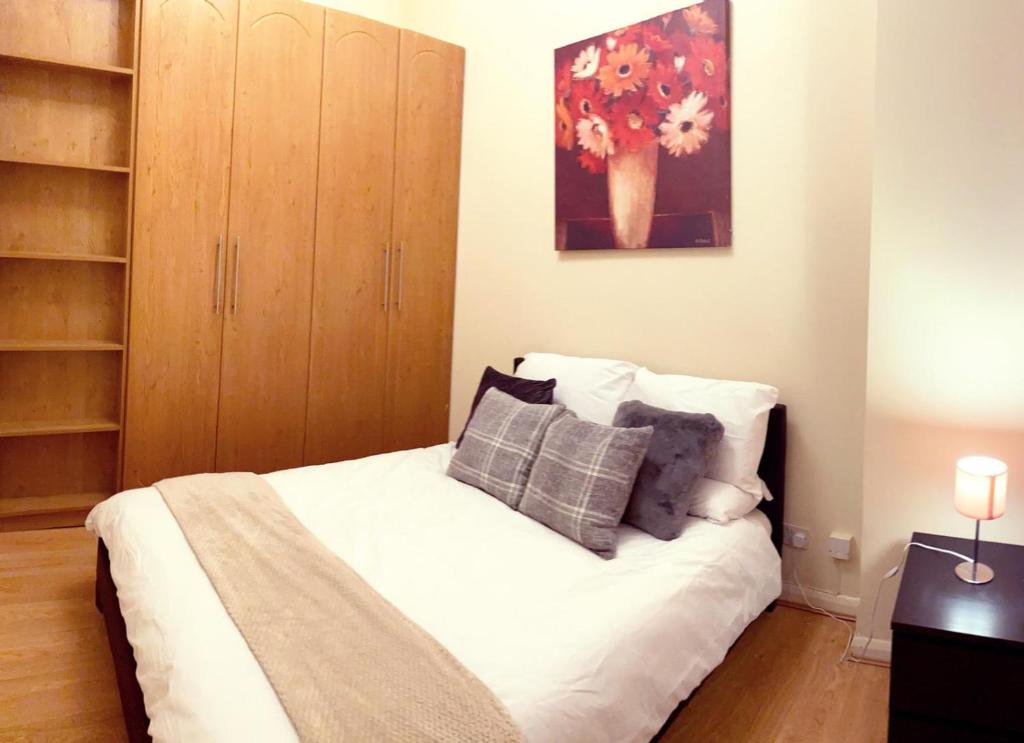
[554,0,731,250]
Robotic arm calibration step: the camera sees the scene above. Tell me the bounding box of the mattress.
[87,444,781,743]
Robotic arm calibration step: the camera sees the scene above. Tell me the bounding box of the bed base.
[96,405,786,742]
[96,541,153,743]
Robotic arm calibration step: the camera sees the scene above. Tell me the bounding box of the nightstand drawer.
[891,632,1024,736]
[890,711,1021,743]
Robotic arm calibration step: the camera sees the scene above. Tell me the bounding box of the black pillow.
[612,400,724,540]
[456,366,556,447]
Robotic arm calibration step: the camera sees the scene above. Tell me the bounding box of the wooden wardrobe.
[122,0,463,488]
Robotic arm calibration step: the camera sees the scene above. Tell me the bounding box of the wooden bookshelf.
[0,492,109,532]
[0,340,124,352]
[0,261,126,344]
[0,0,139,530]
[0,252,128,264]
[0,156,131,174]
[0,2,136,69]
[0,430,117,474]
[0,163,129,260]
[0,419,121,439]
[0,63,133,170]
[0,52,134,78]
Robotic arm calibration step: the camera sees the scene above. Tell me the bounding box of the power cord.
[855,541,972,663]
[791,541,973,665]
[791,552,858,663]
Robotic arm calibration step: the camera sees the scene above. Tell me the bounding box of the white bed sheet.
[87,444,780,743]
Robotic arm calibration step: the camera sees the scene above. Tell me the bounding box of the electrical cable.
[791,541,973,665]
[791,552,858,663]
[854,541,972,663]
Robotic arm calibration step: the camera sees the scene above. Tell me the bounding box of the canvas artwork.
[554,0,731,250]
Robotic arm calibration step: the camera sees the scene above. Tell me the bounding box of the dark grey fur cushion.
[519,413,652,559]
[613,400,725,540]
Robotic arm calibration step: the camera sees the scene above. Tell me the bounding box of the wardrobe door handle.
[231,236,241,314]
[213,235,225,313]
[381,244,391,311]
[395,242,405,312]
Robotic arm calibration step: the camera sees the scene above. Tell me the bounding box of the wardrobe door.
[304,12,399,465]
[385,31,465,452]
[216,0,324,473]
[122,0,238,488]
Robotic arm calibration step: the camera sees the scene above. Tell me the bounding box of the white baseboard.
[780,580,860,618]
[850,634,891,664]
[778,583,892,664]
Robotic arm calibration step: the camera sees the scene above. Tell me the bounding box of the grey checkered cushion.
[447,388,565,508]
[519,414,653,559]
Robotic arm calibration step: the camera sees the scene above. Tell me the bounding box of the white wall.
[400,0,876,599]
[858,0,1024,642]
[311,0,1024,642]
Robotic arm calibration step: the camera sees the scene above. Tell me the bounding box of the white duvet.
[87,444,781,743]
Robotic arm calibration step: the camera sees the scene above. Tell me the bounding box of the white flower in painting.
[659,91,714,156]
[572,44,601,79]
[576,115,615,158]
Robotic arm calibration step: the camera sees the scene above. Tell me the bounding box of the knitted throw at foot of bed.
[156,472,523,743]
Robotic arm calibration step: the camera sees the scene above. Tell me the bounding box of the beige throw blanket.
[156,472,523,743]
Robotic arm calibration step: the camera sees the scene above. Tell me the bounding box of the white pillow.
[688,478,764,523]
[625,367,779,497]
[515,353,638,425]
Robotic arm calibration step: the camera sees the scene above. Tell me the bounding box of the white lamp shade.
[954,456,1008,520]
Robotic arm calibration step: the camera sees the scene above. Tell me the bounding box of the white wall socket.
[783,523,809,549]
[828,532,854,560]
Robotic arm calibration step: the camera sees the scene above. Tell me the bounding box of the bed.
[92,405,786,743]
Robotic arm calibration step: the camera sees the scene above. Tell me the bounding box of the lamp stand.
[955,519,995,584]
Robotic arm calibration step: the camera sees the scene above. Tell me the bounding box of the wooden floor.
[0,528,889,742]
[0,528,127,742]
[663,604,890,742]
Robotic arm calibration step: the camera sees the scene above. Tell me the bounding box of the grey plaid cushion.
[447,388,565,508]
[519,414,653,559]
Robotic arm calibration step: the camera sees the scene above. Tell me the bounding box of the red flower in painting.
[684,35,728,98]
[648,63,685,108]
[607,25,641,50]
[555,59,573,101]
[656,30,691,71]
[597,42,652,97]
[669,30,693,58]
[609,93,659,151]
[553,2,730,175]
[577,149,607,174]
[707,89,731,130]
[569,79,608,120]
[555,99,575,150]
[683,5,719,36]
[641,22,673,56]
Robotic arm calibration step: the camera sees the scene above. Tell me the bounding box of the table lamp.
[953,455,1008,584]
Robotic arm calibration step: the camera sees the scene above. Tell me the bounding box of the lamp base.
[955,561,994,584]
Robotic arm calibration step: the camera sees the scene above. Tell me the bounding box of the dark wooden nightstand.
[889,532,1024,742]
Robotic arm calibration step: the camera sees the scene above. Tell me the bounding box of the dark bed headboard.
[757,404,787,556]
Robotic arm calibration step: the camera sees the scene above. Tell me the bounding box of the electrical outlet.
[828,532,854,560]
[783,522,809,549]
